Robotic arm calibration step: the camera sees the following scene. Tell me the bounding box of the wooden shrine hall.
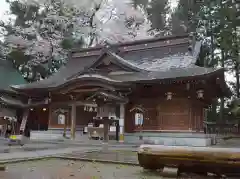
[8,34,229,146]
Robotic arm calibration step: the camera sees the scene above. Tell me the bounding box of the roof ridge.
[71,34,190,53]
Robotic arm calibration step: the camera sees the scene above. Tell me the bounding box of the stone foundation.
[30,128,83,140]
[124,132,216,147]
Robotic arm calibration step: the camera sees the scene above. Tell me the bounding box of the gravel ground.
[0,159,232,179]
[0,159,162,179]
[61,150,138,164]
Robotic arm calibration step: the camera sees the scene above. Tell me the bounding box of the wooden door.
[157,100,190,130]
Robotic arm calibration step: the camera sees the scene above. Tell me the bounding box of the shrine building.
[9,34,230,146]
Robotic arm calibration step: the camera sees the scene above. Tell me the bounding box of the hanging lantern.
[84,106,87,111]
[89,107,93,112]
[166,92,173,100]
[197,90,204,99]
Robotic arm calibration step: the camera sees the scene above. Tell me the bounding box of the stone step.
[30,131,83,140]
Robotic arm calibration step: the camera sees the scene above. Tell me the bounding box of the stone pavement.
[1,159,162,179]
[30,137,240,149]
[30,139,141,149]
[215,138,240,147]
[0,146,101,162]
[60,149,138,164]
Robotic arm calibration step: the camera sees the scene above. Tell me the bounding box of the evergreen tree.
[132,0,170,35]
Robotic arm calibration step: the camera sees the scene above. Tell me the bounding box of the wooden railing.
[204,122,240,135]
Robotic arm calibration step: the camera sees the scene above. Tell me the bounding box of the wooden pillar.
[103,117,109,142]
[48,105,52,129]
[119,103,125,142]
[71,103,76,139]
[63,112,67,138]
[116,120,119,141]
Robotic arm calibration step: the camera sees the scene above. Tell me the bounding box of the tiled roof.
[108,66,223,82]
[12,56,96,90]
[0,95,26,107]
[11,34,211,91]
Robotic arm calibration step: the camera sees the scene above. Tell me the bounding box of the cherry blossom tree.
[1,0,151,81]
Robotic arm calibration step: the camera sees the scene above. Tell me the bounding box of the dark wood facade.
[7,34,230,137]
[125,98,205,132]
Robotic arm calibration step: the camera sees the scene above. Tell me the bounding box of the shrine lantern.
[166,92,173,100]
[197,90,204,99]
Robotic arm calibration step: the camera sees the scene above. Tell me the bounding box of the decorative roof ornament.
[54,108,68,114]
[130,105,146,113]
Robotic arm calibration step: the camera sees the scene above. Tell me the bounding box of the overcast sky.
[0,0,9,21]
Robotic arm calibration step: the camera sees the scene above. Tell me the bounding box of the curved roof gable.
[91,50,145,72]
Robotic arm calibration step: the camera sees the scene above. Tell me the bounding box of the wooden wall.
[125,98,205,133]
[190,101,205,132]
[48,105,96,129]
[30,98,205,132]
[28,107,49,130]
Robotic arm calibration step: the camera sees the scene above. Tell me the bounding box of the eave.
[0,95,48,108]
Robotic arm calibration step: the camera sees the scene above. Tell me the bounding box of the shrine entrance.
[85,90,128,143]
[90,117,120,141]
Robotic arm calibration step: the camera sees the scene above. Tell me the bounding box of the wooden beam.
[71,88,100,93]
[57,82,117,94]
[51,100,97,107]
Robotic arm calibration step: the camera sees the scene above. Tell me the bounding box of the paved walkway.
[31,139,141,148]
[0,146,101,162]
[60,150,138,164]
